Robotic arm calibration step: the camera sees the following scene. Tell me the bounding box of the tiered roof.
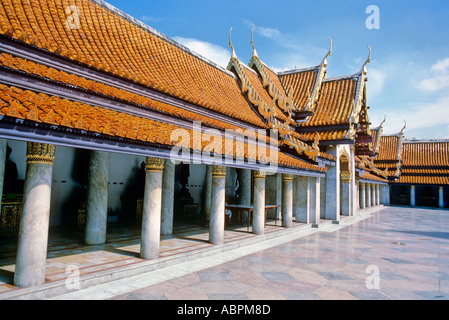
[371,121,406,180]
[0,0,381,175]
[394,141,449,185]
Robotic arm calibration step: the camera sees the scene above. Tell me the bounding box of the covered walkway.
[0,217,313,299]
[0,209,385,300]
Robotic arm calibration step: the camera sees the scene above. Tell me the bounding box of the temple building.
[390,140,448,208]
[0,0,424,293]
[368,118,448,209]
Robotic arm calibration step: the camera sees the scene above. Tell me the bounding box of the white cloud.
[381,95,449,138]
[141,16,161,24]
[172,37,231,69]
[241,18,326,70]
[431,57,449,72]
[257,26,281,39]
[416,57,449,91]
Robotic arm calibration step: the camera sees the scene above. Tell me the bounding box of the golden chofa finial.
[322,37,332,66]
[362,45,372,74]
[380,114,387,127]
[251,27,259,58]
[229,27,237,60]
[402,119,407,132]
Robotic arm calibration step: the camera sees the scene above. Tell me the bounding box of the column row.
[358,182,389,210]
[8,143,324,288]
[410,185,445,209]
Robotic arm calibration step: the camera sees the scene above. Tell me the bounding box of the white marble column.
[85,150,110,245]
[238,169,251,206]
[294,176,310,223]
[253,170,266,235]
[140,157,164,260]
[340,173,351,216]
[376,184,380,206]
[209,165,226,244]
[161,159,175,235]
[202,165,212,223]
[310,177,321,227]
[324,162,340,221]
[281,174,293,228]
[366,184,371,208]
[360,183,366,209]
[320,177,326,219]
[383,185,391,206]
[439,187,444,209]
[14,143,55,287]
[410,185,416,207]
[237,169,251,223]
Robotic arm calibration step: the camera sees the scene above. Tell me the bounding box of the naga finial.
[229,27,237,60]
[322,37,332,65]
[362,45,372,73]
[380,114,387,127]
[251,27,259,58]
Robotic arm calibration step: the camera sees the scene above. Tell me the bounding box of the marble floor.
[60,206,449,300]
[2,206,449,300]
[0,215,302,296]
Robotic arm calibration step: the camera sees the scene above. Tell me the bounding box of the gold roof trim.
[227,40,320,162]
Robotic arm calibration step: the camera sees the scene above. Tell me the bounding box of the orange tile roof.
[392,141,449,185]
[0,0,267,128]
[401,168,449,175]
[0,0,367,163]
[359,171,388,183]
[375,135,401,161]
[0,52,272,143]
[279,68,318,111]
[402,141,449,167]
[299,77,358,128]
[301,130,349,141]
[0,83,325,172]
[394,175,449,185]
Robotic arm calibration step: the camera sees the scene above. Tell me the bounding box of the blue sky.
[105,0,449,140]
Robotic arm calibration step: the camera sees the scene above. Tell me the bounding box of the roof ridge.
[91,0,236,78]
[404,139,449,144]
[277,65,321,76]
[323,72,361,82]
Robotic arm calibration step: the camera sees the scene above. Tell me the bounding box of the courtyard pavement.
[46,206,449,301]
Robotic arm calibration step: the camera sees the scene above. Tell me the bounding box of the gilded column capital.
[282,174,294,181]
[211,165,226,177]
[26,142,56,165]
[340,171,352,183]
[253,170,266,179]
[145,157,165,172]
